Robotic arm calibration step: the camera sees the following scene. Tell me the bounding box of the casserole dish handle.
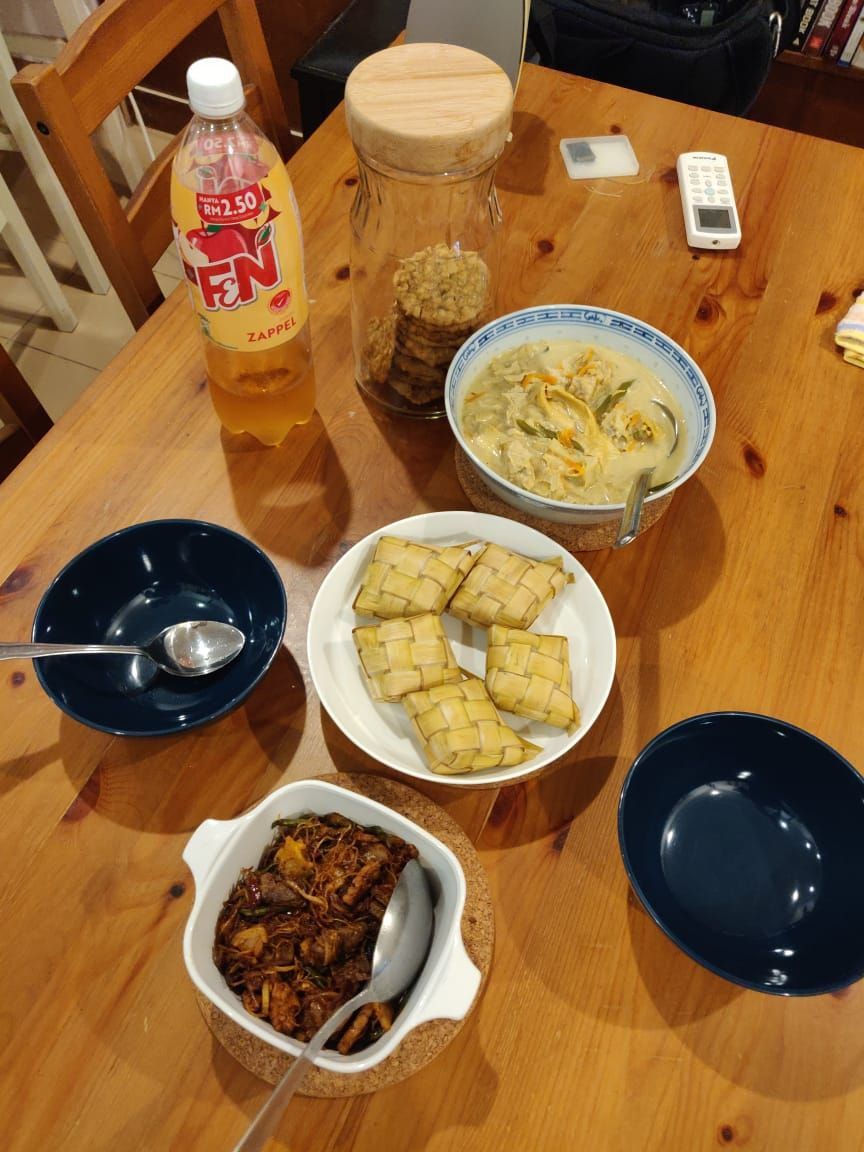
[408,934,482,1026]
[183,816,241,884]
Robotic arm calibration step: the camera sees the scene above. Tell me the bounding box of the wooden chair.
[0,344,52,481]
[11,0,292,330]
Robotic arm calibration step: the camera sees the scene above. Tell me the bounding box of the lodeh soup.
[459,340,687,505]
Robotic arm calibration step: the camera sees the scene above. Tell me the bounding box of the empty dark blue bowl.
[32,519,286,736]
[618,713,864,995]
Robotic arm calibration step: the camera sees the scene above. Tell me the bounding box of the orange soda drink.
[171,57,314,446]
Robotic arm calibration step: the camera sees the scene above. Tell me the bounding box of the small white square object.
[560,136,639,180]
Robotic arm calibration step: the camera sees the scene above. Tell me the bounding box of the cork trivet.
[195,772,494,1097]
[454,445,674,552]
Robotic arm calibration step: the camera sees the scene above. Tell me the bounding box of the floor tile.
[155,271,184,303]
[0,259,44,341]
[16,282,135,370]
[155,244,183,279]
[0,153,64,257]
[2,339,99,423]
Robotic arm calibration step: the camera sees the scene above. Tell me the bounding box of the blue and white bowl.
[445,305,716,528]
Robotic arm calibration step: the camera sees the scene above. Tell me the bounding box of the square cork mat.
[455,445,674,551]
[194,771,494,1097]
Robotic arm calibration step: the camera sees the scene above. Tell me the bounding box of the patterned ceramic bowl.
[445,304,716,529]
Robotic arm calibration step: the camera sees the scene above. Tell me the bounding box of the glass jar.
[345,43,513,418]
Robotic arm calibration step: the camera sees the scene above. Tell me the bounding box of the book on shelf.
[837,3,864,60]
[803,0,845,52]
[824,0,863,60]
[789,0,825,48]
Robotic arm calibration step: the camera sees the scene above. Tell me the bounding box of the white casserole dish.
[182,778,481,1074]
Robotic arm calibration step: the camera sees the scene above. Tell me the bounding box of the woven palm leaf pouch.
[353,612,461,702]
[448,542,573,630]
[485,624,580,733]
[353,535,477,619]
[403,677,541,774]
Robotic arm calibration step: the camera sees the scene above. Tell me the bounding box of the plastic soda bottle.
[171,58,315,445]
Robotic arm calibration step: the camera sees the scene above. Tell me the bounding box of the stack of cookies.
[362,243,491,410]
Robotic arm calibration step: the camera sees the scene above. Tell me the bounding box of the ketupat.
[447,542,573,629]
[353,535,477,619]
[402,677,540,774]
[352,612,461,702]
[485,625,580,733]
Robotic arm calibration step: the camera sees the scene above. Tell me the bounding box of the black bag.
[528,0,797,116]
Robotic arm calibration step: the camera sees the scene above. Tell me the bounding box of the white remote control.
[676,152,741,250]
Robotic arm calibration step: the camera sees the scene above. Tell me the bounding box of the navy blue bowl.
[32,519,286,736]
[618,713,864,996]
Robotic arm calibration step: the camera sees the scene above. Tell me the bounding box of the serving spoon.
[232,858,435,1152]
[0,619,246,677]
[613,400,680,549]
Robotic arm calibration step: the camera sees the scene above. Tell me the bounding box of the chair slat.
[218,0,293,157]
[56,0,225,137]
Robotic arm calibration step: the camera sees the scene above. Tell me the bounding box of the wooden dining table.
[2,60,863,1152]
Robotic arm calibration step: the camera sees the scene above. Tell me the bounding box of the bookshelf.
[780,47,864,73]
[748,50,864,149]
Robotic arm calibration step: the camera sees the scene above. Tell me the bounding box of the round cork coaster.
[195,771,494,1097]
[454,445,674,551]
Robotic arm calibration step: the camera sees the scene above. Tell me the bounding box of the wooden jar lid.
[345,43,513,175]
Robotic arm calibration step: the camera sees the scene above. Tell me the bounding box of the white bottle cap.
[186,57,245,118]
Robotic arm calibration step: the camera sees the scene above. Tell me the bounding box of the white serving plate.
[307,511,616,788]
[183,778,480,1074]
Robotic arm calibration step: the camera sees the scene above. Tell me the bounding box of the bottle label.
[171,152,308,352]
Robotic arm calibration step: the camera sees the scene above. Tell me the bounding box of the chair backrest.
[12,0,292,330]
[0,344,52,482]
[405,0,529,90]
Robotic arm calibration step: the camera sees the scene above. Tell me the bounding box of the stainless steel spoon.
[0,619,246,677]
[613,400,680,549]
[232,858,435,1152]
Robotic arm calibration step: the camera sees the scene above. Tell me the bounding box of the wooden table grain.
[2,62,863,1152]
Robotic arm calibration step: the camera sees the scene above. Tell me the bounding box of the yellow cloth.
[835,293,864,368]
